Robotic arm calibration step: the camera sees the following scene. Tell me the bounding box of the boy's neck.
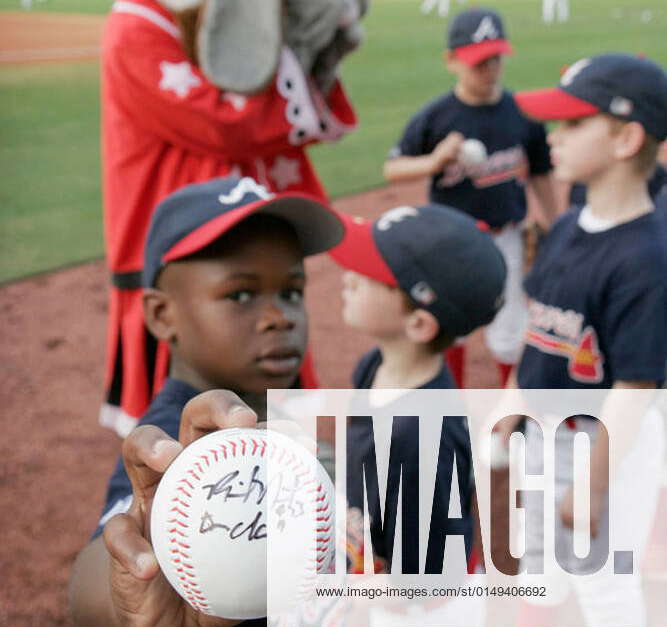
[454,82,502,106]
[583,165,654,224]
[372,338,443,389]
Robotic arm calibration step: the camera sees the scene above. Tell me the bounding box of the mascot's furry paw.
[199,0,283,94]
[196,0,368,95]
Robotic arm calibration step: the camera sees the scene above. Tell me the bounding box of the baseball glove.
[521,221,548,272]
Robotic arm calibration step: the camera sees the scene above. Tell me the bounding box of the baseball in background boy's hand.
[102,391,257,626]
[559,484,605,538]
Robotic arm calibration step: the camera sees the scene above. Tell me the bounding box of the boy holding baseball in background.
[330,203,506,573]
[384,6,558,387]
[505,53,667,626]
[69,175,344,626]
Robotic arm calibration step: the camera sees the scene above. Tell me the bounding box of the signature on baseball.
[202,465,266,504]
[199,465,308,540]
[199,510,267,541]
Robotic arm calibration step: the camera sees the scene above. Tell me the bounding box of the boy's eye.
[227,290,254,303]
[282,288,304,304]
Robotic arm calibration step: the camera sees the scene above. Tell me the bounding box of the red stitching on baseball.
[163,430,334,611]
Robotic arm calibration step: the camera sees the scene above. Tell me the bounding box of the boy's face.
[155,221,307,393]
[447,53,504,102]
[547,114,617,183]
[341,271,407,338]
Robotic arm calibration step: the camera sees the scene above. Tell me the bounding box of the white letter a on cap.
[219,177,273,205]
[472,16,499,42]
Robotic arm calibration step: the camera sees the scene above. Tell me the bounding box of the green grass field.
[0,0,110,13]
[1,0,666,281]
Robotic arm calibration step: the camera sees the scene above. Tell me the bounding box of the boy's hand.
[103,390,257,626]
[430,131,465,172]
[559,485,606,538]
[494,413,524,449]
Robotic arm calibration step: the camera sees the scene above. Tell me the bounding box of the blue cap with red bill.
[143,176,344,287]
[515,53,667,141]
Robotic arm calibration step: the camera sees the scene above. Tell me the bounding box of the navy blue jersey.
[347,348,473,573]
[518,208,667,388]
[351,346,456,390]
[93,378,267,627]
[570,163,667,208]
[391,90,551,228]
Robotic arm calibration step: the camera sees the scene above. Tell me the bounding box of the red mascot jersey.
[103,0,356,274]
[100,0,356,433]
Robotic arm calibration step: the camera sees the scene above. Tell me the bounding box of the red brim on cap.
[328,213,397,287]
[454,38,513,66]
[514,88,600,120]
[164,194,342,263]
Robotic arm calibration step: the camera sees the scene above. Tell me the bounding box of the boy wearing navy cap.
[384,7,558,388]
[503,54,667,626]
[69,175,343,626]
[330,203,506,573]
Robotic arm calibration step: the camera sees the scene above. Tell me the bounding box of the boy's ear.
[614,120,647,160]
[405,308,440,345]
[143,288,177,343]
[444,50,457,72]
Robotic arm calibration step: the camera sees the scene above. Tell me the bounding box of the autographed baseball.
[459,138,488,167]
[151,428,334,619]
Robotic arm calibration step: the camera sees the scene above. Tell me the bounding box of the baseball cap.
[157,0,202,10]
[515,53,667,141]
[330,204,507,338]
[143,176,344,287]
[447,7,513,66]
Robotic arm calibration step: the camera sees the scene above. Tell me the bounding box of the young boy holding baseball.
[69,175,344,626]
[506,53,667,626]
[384,6,558,387]
[330,203,507,573]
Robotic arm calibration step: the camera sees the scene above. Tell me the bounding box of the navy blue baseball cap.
[330,204,507,337]
[447,7,512,66]
[515,53,667,141]
[143,176,344,287]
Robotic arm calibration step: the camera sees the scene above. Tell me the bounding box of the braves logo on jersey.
[438,145,528,189]
[525,299,604,383]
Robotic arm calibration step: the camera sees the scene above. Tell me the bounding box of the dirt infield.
[0,180,506,626]
[0,11,104,63]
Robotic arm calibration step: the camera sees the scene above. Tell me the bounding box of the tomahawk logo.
[219,177,273,205]
[560,58,591,86]
[377,206,419,231]
[472,16,499,42]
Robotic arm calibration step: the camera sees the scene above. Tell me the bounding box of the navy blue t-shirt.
[347,348,473,573]
[570,163,667,208]
[391,90,551,228]
[518,208,667,388]
[93,378,267,627]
